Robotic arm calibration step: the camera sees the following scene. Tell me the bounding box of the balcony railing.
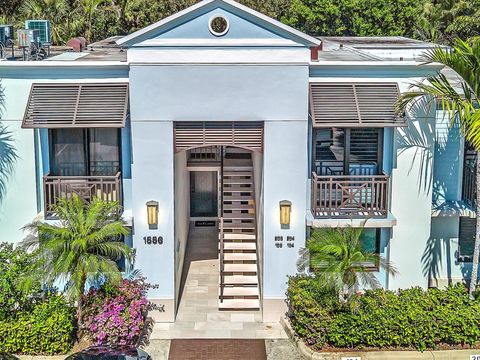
[311,172,389,218]
[43,172,123,219]
[462,156,476,208]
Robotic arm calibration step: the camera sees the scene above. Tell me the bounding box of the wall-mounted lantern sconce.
[279,200,292,227]
[146,200,159,229]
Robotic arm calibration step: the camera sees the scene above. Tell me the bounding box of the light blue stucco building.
[0,0,472,325]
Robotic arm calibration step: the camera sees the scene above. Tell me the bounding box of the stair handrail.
[219,216,225,303]
[219,146,225,303]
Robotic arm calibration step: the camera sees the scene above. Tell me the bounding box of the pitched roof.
[116,0,320,47]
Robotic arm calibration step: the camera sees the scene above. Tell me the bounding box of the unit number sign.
[143,236,163,245]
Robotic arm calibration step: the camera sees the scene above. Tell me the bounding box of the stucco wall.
[0,66,129,244]
[389,93,436,289]
[174,151,190,308]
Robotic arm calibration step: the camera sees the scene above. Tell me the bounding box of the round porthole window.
[209,15,229,37]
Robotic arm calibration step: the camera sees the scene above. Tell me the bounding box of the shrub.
[0,242,41,320]
[82,278,151,346]
[0,295,76,355]
[287,275,480,351]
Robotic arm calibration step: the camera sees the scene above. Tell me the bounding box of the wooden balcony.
[311,172,389,218]
[43,172,123,219]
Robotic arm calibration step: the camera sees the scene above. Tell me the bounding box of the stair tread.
[222,275,258,285]
[223,188,253,193]
[219,298,260,310]
[223,196,252,201]
[224,179,253,184]
[223,263,257,272]
[223,242,256,250]
[223,213,255,219]
[223,233,256,240]
[223,171,253,176]
[221,286,259,296]
[224,253,257,261]
[223,204,255,211]
[223,224,256,230]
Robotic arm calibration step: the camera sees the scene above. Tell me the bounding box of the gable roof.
[116,0,320,47]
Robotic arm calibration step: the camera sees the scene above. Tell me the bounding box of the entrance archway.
[173,141,263,321]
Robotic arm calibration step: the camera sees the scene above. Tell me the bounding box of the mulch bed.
[168,339,267,360]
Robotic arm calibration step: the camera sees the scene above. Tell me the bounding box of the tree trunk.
[469,158,480,298]
[77,273,87,331]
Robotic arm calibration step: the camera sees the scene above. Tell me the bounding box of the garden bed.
[286,275,480,355]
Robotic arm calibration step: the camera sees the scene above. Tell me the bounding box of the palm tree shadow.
[0,81,18,205]
[394,96,436,195]
[421,236,452,286]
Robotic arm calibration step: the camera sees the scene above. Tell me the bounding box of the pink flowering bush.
[81,278,152,346]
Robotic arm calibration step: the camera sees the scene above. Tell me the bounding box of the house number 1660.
[144,236,163,245]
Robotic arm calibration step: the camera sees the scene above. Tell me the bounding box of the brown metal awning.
[310,83,405,128]
[22,83,129,128]
[174,121,263,152]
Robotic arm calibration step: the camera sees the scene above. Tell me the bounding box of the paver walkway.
[168,339,267,360]
[150,224,287,339]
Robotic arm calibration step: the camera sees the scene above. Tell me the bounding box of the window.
[50,128,121,176]
[209,15,229,36]
[359,228,381,269]
[314,128,383,176]
[309,228,381,272]
[459,217,476,262]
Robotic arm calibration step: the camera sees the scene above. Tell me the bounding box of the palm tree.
[305,227,398,302]
[21,195,132,326]
[0,81,18,205]
[396,38,480,297]
[80,0,113,43]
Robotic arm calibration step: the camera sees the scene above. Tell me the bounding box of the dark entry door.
[190,171,218,217]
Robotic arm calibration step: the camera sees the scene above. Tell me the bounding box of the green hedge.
[0,295,76,355]
[287,276,480,351]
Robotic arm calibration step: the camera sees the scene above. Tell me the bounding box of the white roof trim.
[133,38,302,47]
[116,0,320,47]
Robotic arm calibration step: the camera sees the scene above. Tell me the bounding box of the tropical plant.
[0,242,41,321]
[304,227,397,301]
[416,0,480,44]
[20,0,72,45]
[79,0,114,43]
[21,195,132,327]
[396,38,480,297]
[0,81,18,205]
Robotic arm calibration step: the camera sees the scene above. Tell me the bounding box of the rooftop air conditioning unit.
[17,29,40,48]
[25,20,51,45]
[0,25,14,45]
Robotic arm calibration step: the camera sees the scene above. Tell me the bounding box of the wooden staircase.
[219,157,260,311]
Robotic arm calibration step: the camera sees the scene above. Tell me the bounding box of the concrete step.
[221,286,259,297]
[218,298,260,311]
[222,275,258,285]
[222,242,256,251]
[223,263,257,273]
[224,253,257,262]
